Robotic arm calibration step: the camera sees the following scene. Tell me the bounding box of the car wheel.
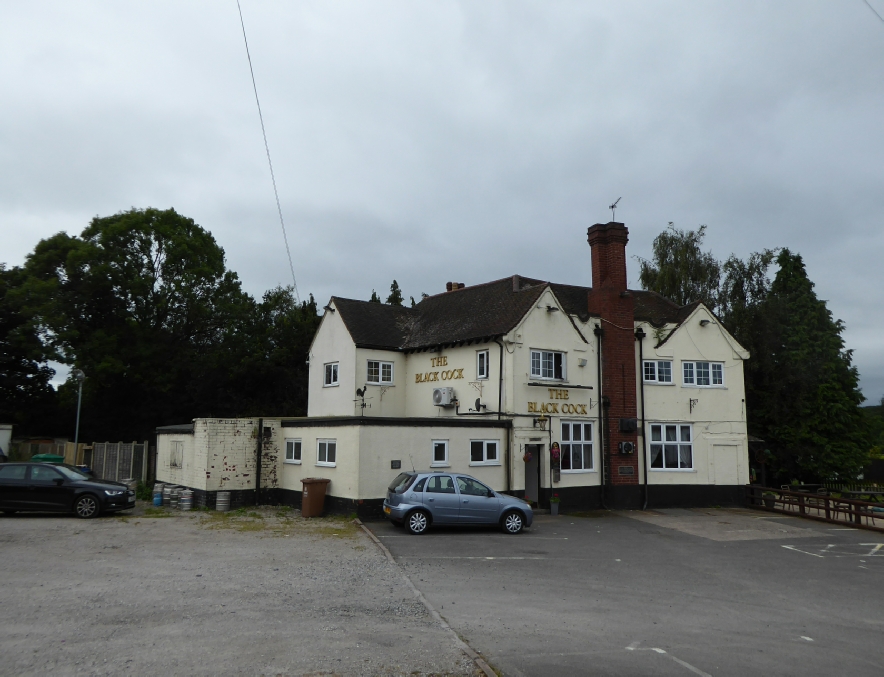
[501,510,524,534]
[74,494,100,519]
[406,510,430,535]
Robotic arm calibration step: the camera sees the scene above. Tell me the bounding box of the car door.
[423,475,460,523]
[0,464,29,509]
[26,465,73,511]
[456,476,500,524]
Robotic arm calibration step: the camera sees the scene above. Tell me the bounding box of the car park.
[383,471,533,535]
[0,462,135,518]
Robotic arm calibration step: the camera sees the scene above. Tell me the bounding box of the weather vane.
[609,197,621,222]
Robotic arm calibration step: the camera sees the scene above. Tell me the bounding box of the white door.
[712,445,739,485]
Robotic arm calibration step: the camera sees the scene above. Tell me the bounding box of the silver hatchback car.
[383,471,533,535]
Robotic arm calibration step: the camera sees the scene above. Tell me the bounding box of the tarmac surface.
[0,504,478,677]
[367,507,884,677]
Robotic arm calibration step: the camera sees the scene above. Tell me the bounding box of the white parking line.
[782,545,824,558]
[626,643,712,677]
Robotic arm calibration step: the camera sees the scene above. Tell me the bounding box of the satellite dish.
[475,398,481,411]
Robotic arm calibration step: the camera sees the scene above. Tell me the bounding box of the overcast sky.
[2,1,883,401]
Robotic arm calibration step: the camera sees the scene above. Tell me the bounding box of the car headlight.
[104,489,125,496]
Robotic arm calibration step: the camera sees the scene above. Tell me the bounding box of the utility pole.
[72,369,86,444]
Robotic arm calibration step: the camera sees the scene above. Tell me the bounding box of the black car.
[0,463,135,518]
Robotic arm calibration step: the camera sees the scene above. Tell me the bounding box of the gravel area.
[0,504,478,676]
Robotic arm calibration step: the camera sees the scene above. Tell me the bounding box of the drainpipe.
[594,325,608,510]
[493,338,505,421]
[635,327,649,510]
[255,418,263,506]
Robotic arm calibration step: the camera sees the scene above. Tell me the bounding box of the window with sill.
[324,362,339,386]
[470,440,499,465]
[682,361,723,387]
[367,360,393,384]
[649,424,693,469]
[530,350,565,380]
[643,360,673,383]
[561,421,593,471]
[285,439,302,463]
[317,439,336,466]
[432,440,449,467]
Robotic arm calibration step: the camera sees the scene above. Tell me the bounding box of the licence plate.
[384,506,391,515]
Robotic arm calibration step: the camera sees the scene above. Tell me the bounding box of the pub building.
[157,222,750,515]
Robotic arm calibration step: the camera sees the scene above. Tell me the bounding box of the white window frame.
[682,361,724,387]
[469,439,500,466]
[530,349,566,380]
[316,439,337,467]
[648,423,694,471]
[561,421,594,472]
[431,440,449,467]
[323,362,339,387]
[477,350,490,380]
[170,440,183,469]
[643,360,673,384]
[367,360,394,384]
[284,438,302,464]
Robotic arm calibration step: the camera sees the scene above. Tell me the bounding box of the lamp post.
[72,369,86,445]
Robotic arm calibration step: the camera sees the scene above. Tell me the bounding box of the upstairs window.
[683,361,724,387]
[324,362,339,387]
[643,360,673,383]
[530,350,565,380]
[477,350,489,380]
[367,360,393,384]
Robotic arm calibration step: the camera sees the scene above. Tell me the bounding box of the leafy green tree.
[0,264,60,435]
[387,280,404,306]
[637,224,721,310]
[18,208,252,439]
[369,290,381,303]
[749,250,868,480]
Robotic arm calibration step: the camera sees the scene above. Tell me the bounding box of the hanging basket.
[522,452,532,463]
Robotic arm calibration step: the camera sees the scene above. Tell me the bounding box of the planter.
[550,502,560,516]
[763,496,775,509]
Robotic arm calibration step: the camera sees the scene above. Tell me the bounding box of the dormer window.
[530,349,565,380]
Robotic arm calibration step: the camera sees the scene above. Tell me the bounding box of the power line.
[236,0,300,303]
[863,0,884,24]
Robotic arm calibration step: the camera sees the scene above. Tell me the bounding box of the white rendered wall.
[307,304,358,417]
[635,305,750,486]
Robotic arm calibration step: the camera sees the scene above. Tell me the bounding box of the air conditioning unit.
[433,387,456,407]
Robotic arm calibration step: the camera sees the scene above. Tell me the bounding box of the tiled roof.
[331,275,690,350]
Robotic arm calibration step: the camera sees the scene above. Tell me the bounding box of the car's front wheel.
[74,494,100,519]
[406,509,430,535]
[501,510,524,534]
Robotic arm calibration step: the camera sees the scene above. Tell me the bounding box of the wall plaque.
[618,466,635,476]
[391,460,401,469]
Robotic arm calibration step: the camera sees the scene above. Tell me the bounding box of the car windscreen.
[55,465,91,480]
[388,473,416,494]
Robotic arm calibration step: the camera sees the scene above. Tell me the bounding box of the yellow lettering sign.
[430,356,448,368]
[547,388,570,400]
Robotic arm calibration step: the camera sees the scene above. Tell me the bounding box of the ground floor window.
[432,440,449,467]
[317,439,337,466]
[470,440,499,465]
[561,421,593,471]
[649,424,693,469]
[285,439,302,464]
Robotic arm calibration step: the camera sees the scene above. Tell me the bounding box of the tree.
[18,207,252,439]
[369,290,381,303]
[387,280,404,306]
[0,264,60,435]
[748,250,867,480]
[637,224,721,310]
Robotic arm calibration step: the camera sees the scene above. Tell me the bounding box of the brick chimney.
[586,222,639,508]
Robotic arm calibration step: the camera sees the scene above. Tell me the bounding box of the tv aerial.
[609,197,621,222]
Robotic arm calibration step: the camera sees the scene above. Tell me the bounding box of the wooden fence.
[748,485,884,533]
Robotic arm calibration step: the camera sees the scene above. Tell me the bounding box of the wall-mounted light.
[323,304,335,313]
[699,319,711,327]
[533,414,548,431]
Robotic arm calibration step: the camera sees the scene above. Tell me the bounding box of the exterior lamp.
[699,319,711,327]
[534,414,548,431]
[72,369,86,445]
